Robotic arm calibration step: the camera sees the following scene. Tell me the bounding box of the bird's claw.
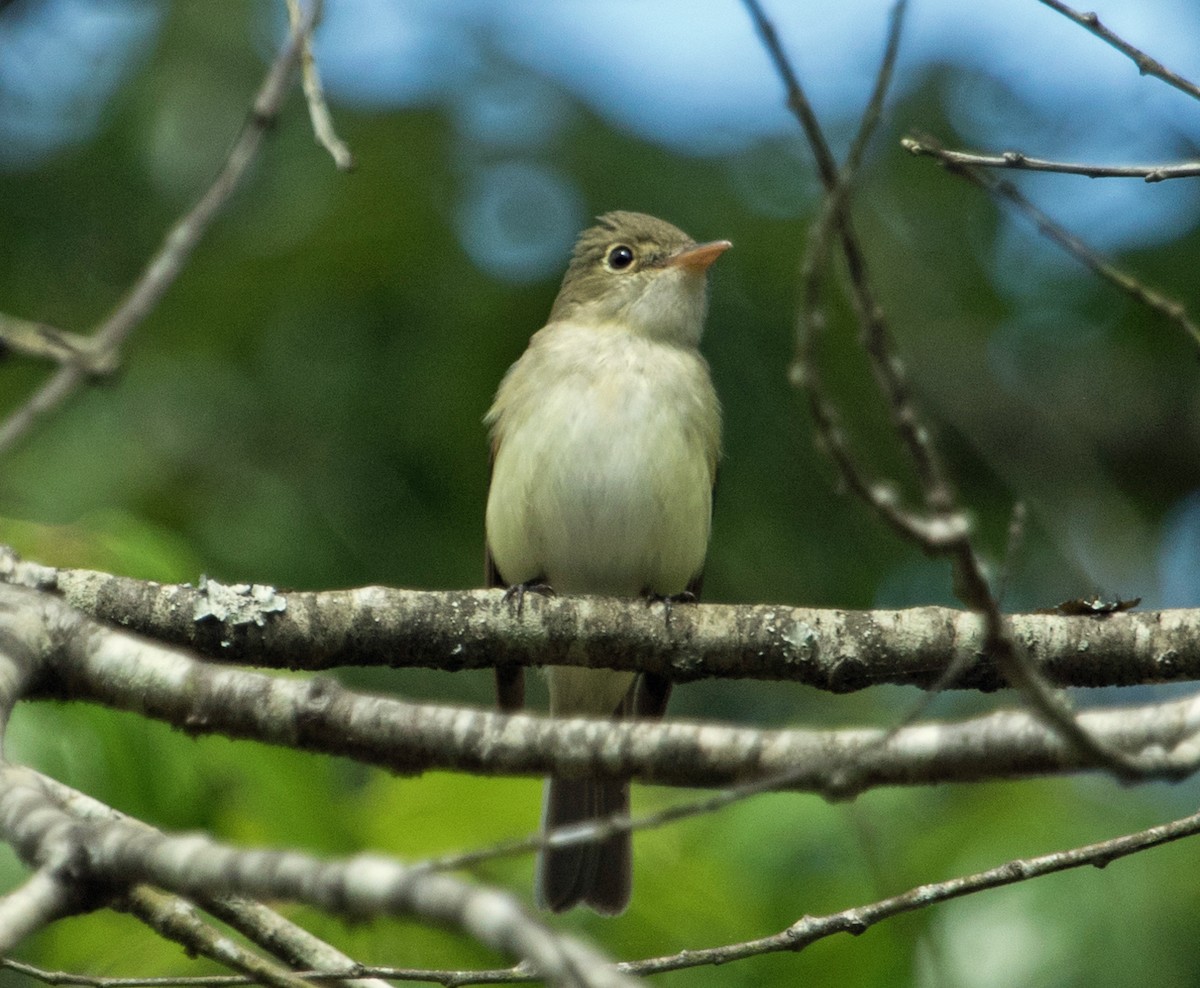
[502,580,556,618]
[644,590,696,633]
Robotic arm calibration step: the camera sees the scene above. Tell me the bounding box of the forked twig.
[285,0,355,170]
[902,140,1200,183]
[746,0,1153,778]
[1037,0,1200,102]
[0,3,317,457]
[905,132,1200,352]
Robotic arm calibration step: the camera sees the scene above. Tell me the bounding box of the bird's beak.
[666,239,732,273]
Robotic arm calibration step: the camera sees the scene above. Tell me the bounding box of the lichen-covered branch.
[0,766,637,988]
[3,551,1195,693]
[0,582,1195,793]
[32,772,391,988]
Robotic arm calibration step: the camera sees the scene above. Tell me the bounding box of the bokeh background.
[2,0,1200,984]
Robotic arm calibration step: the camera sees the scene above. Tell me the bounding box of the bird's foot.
[643,590,696,633]
[502,579,556,618]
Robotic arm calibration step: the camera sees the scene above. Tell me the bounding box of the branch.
[33,772,390,988]
[788,0,960,553]
[9,804,1200,987]
[1,556,1197,692]
[0,767,637,988]
[0,1,316,458]
[117,886,314,988]
[285,0,355,170]
[900,140,1200,182]
[0,315,116,374]
[0,595,629,984]
[199,896,388,988]
[0,869,82,953]
[746,0,1156,780]
[1037,0,1200,102]
[745,0,958,515]
[904,133,1200,352]
[0,960,535,988]
[3,580,1199,981]
[747,0,996,585]
[2,582,1198,791]
[628,804,1200,974]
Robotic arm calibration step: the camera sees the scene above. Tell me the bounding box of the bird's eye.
[606,244,635,271]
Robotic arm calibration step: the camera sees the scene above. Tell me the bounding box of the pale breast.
[485,322,719,598]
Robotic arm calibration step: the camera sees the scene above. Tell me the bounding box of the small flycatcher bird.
[484,211,728,914]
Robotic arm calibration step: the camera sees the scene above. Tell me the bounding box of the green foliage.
[2,2,1200,984]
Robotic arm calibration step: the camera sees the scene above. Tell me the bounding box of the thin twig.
[0,2,316,457]
[628,806,1200,975]
[906,132,1200,351]
[792,159,945,549]
[846,0,906,170]
[119,887,313,988]
[901,140,1200,182]
[748,0,1151,780]
[744,0,954,513]
[200,896,389,988]
[787,0,921,541]
[1037,0,1200,102]
[285,0,355,170]
[753,0,981,609]
[0,315,116,374]
[0,959,531,987]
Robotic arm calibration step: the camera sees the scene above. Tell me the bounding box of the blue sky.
[6,0,1199,252]
[4,5,1197,188]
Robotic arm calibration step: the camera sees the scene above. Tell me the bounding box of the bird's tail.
[536,775,631,915]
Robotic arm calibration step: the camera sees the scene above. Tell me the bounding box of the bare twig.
[0,767,637,988]
[788,4,966,554]
[1036,0,1200,102]
[901,140,1200,182]
[789,9,944,553]
[0,315,116,374]
[749,4,979,575]
[33,772,389,988]
[746,0,954,511]
[118,887,313,988]
[199,896,388,988]
[0,959,534,988]
[37,594,1200,788]
[0,2,316,457]
[419,677,1200,883]
[0,869,82,953]
[5,580,1200,798]
[844,0,905,175]
[285,0,355,170]
[748,0,1153,780]
[628,805,1200,975]
[906,132,1200,351]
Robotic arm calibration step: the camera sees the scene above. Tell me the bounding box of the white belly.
[486,334,713,598]
[485,324,718,716]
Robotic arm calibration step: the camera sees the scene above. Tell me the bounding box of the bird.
[484,210,727,914]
